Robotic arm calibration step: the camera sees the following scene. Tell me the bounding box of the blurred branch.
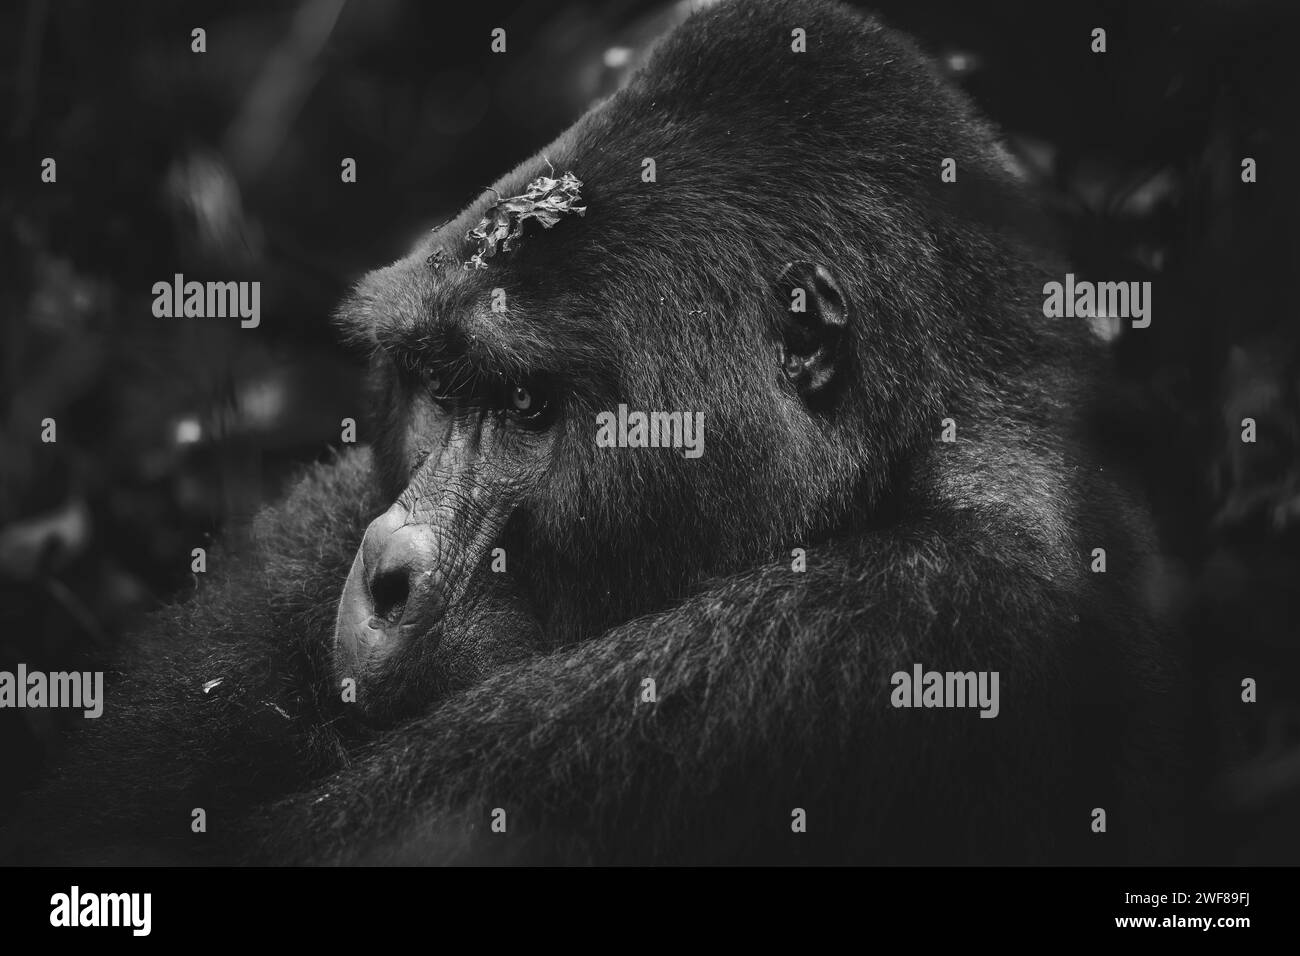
[224,0,349,182]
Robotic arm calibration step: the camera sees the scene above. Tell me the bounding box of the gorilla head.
[331,0,1049,724]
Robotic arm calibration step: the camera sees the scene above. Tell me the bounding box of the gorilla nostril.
[351,510,447,639]
[369,567,410,625]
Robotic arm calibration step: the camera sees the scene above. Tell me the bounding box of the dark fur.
[7,0,1187,864]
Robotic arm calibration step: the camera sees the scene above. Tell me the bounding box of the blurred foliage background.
[1,0,1297,862]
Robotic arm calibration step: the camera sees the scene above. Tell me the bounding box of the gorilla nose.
[364,512,446,628]
[334,505,447,672]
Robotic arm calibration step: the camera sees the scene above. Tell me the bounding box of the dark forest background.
[1,0,1298,863]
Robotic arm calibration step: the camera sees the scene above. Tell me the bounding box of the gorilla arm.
[4,453,375,864]
[13,449,1173,866]
[249,491,1102,866]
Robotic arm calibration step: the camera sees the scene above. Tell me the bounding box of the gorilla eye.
[427,374,456,409]
[504,380,552,425]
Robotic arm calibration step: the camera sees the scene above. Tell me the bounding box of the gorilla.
[7,0,1188,865]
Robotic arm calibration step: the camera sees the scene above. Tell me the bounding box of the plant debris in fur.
[464,171,586,269]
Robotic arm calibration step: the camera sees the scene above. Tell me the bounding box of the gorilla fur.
[8,0,1187,865]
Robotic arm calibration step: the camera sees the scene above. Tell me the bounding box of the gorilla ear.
[775,261,849,398]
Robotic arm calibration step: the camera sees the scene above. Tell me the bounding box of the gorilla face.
[330,193,857,726]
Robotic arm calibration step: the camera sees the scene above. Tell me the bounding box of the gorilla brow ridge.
[378,314,543,389]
